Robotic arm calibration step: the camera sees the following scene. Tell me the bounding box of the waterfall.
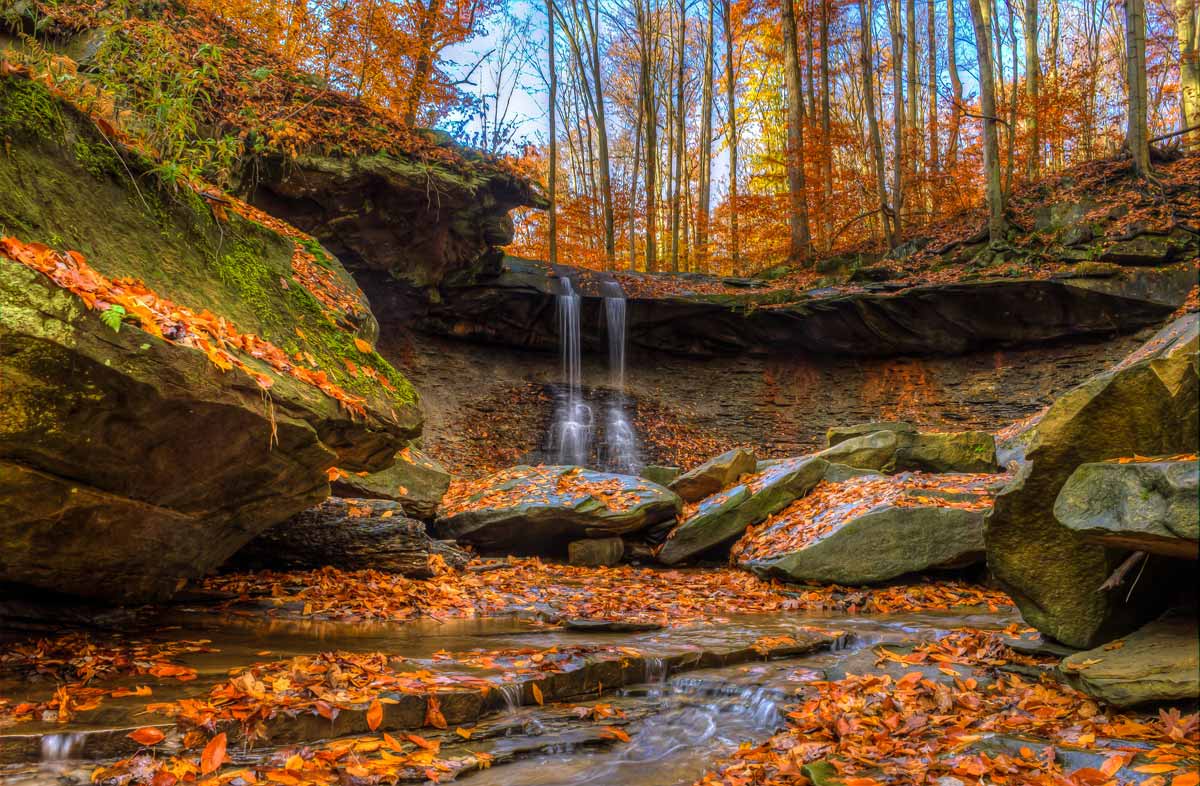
[602,283,640,473]
[553,278,592,465]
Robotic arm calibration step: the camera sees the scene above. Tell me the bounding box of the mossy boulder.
[668,447,757,502]
[985,314,1199,648]
[1054,459,1198,559]
[734,473,994,585]
[817,428,998,474]
[434,466,681,554]
[331,447,451,520]
[0,75,420,603]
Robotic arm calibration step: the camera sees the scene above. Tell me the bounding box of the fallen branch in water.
[1097,550,1147,592]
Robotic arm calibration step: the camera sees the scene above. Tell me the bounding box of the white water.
[601,284,640,473]
[552,279,593,465]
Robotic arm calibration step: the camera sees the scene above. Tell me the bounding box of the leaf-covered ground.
[695,628,1200,786]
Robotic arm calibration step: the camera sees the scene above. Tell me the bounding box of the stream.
[1,606,1017,785]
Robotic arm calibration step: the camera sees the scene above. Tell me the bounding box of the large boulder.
[434,466,681,553]
[1060,610,1199,707]
[331,447,451,520]
[733,473,995,584]
[0,75,420,603]
[232,498,469,577]
[668,448,757,502]
[985,314,1199,648]
[826,422,917,446]
[656,457,862,565]
[1054,458,1198,558]
[251,149,540,289]
[817,428,998,474]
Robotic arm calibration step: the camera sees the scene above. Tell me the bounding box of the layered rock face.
[0,77,420,603]
[985,314,1199,649]
[416,258,1193,358]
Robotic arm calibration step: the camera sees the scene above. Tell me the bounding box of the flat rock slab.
[1060,610,1200,707]
[1054,458,1198,558]
[735,472,996,584]
[656,457,832,565]
[668,448,758,502]
[435,465,681,553]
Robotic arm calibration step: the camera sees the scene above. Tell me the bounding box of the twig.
[1150,124,1200,144]
[1097,550,1147,592]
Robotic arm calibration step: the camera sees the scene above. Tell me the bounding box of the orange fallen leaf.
[127,727,166,746]
[366,698,383,731]
[200,732,227,775]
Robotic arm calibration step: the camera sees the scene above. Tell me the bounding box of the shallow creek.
[1,607,1017,785]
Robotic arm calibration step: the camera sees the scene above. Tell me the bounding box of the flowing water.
[552,278,592,465]
[601,283,640,473]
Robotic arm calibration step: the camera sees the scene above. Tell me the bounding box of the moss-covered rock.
[985,314,1199,648]
[330,447,451,520]
[0,74,421,603]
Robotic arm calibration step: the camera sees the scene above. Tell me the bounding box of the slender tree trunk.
[782,0,813,263]
[1124,0,1152,177]
[723,0,741,270]
[1049,0,1061,167]
[927,0,938,212]
[887,0,905,243]
[860,0,894,247]
[698,0,716,266]
[820,0,833,249]
[1023,0,1039,178]
[548,0,558,264]
[1005,0,1018,196]
[641,0,659,272]
[947,0,964,165]
[402,0,445,127]
[905,0,918,143]
[630,74,644,269]
[670,0,686,271]
[968,0,1006,242]
[1177,0,1199,150]
[587,7,615,263]
[806,0,817,118]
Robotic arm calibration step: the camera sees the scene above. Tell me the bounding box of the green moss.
[73,139,123,180]
[0,79,62,140]
[212,238,280,327]
[298,236,335,270]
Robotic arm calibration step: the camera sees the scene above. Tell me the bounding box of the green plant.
[100,304,127,332]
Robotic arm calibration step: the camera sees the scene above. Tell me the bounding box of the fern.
[100,304,127,332]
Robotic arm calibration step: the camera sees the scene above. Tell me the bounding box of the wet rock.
[434,466,681,554]
[568,537,625,567]
[986,314,1199,648]
[1054,459,1198,558]
[231,498,468,577]
[668,448,758,502]
[735,473,991,584]
[331,447,452,520]
[0,78,419,603]
[564,619,663,632]
[817,429,998,474]
[1060,610,1199,706]
[657,457,832,565]
[640,465,681,486]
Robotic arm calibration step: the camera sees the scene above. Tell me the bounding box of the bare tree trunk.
[1005,0,1018,196]
[1124,0,1152,177]
[402,0,445,127]
[1049,0,1061,167]
[820,0,833,249]
[723,0,741,270]
[968,0,1007,242]
[860,0,895,247]
[806,0,817,118]
[630,74,644,269]
[1023,0,1039,178]
[905,0,918,175]
[548,0,558,265]
[887,0,905,243]
[783,0,813,263]
[698,0,716,267]
[639,0,660,271]
[947,0,964,165]
[927,0,938,212]
[670,0,686,272]
[587,3,616,262]
[1177,0,1199,150]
